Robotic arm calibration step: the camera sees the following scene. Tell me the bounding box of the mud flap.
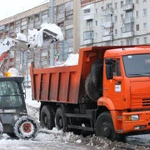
[14,116,39,139]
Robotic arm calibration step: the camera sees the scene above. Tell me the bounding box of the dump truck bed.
[30,46,136,104]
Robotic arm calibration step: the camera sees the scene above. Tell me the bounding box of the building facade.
[0,0,80,78]
[80,0,150,47]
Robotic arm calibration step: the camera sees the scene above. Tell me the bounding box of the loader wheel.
[55,108,67,132]
[95,112,125,141]
[40,105,55,130]
[0,121,3,138]
[14,116,39,139]
[85,73,100,102]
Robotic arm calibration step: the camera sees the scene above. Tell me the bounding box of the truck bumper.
[122,111,150,133]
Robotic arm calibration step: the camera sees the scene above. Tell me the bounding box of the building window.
[143,0,147,2]
[127,38,133,45]
[143,8,147,16]
[143,23,147,30]
[115,29,117,34]
[121,1,123,7]
[136,11,139,18]
[126,0,133,3]
[95,21,98,26]
[115,2,117,9]
[66,28,73,39]
[115,16,117,22]
[121,14,123,21]
[121,27,123,34]
[136,24,139,31]
[144,37,147,44]
[95,9,98,14]
[136,0,139,3]
[86,20,93,27]
[121,41,124,45]
[136,38,140,44]
[84,9,90,14]
[83,31,94,40]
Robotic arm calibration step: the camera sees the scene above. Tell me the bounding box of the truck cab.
[99,47,150,135]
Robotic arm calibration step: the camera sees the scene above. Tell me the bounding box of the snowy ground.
[0,88,150,150]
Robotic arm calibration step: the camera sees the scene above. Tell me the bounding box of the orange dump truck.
[30,46,150,140]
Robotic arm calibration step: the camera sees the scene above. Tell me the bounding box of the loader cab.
[0,77,26,111]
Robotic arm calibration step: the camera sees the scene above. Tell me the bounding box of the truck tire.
[40,105,55,130]
[95,112,124,141]
[91,59,103,91]
[85,73,100,102]
[14,116,39,139]
[55,108,67,132]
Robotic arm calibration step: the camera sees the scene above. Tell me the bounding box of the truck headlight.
[126,115,139,121]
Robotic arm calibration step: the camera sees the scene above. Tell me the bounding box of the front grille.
[142,98,150,106]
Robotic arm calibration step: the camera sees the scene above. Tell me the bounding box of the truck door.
[104,58,125,110]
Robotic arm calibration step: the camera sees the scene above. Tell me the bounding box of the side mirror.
[105,58,113,64]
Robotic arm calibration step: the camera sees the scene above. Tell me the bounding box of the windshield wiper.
[128,73,145,76]
[128,73,150,76]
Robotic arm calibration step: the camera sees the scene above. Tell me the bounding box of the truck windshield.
[123,54,150,77]
[0,81,23,109]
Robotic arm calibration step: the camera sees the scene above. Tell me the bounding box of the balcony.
[122,32,134,38]
[102,8,113,16]
[123,17,134,24]
[83,13,94,21]
[83,39,93,45]
[82,4,94,21]
[123,3,134,11]
[103,35,113,42]
[102,21,113,28]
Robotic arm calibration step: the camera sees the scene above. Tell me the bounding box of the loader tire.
[55,108,67,132]
[0,121,3,138]
[14,116,39,139]
[85,73,100,102]
[40,105,55,130]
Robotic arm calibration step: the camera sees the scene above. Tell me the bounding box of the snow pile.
[0,88,149,150]
[27,23,64,48]
[54,53,79,67]
[62,53,79,66]
[36,23,64,47]
[16,32,27,42]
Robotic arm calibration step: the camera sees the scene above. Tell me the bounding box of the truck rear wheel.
[95,112,119,141]
[40,105,55,130]
[55,108,67,132]
[14,116,39,139]
[85,74,100,102]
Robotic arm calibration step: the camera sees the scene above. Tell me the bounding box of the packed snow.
[0,88,149,150]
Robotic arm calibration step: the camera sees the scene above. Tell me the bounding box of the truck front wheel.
[40,105,55,130]
[55,108,67,132]
[95,112,121,141]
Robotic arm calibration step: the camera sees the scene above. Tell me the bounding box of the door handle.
[104,87,109,90]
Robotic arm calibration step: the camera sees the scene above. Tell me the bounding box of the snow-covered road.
[0,88,150,150]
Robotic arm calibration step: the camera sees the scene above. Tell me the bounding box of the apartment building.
[0,0,80,77]
[80,0,150,47]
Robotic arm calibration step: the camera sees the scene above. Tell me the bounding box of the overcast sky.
[0,0,49,20]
